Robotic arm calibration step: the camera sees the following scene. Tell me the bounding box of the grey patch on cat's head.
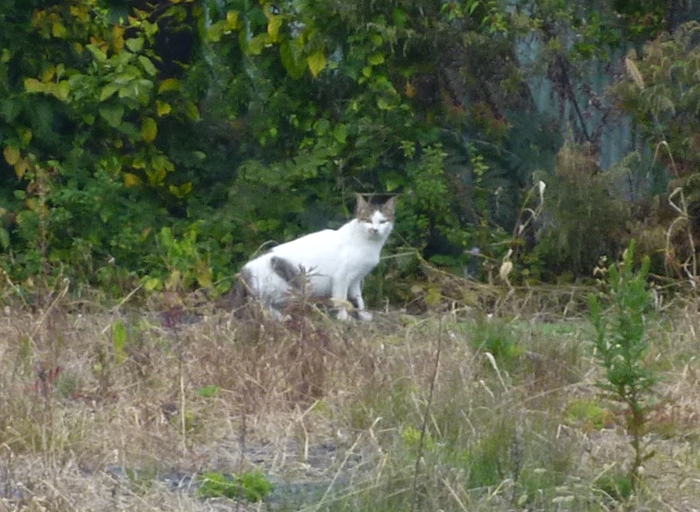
[355,194,398,221]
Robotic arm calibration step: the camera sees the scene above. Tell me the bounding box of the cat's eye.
[380,219,388,224]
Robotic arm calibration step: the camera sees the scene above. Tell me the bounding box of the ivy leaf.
[280,40,305,79]
[138,55,157,76]
[226,10,240,30]
[86,43,107,63]
[307,51,327,78]
[368,53,385,66]
[158,78,181,94]
[14,159,28,179]
[3,146,20,166]
[98,104,124,128]
[247,34,267,56]
[156,100,172,116]
[51,22,68,39]
[100,83,120,102]
[333,123,348,143]
[267,15,283,43]
[52,81,71,102]
[169,181,193,198]
[126,37,144,53]
[314,119,330,136]
[123,173,141,187]
[185,101,200,121]
[141,117,158,142]
[24,78,46,94]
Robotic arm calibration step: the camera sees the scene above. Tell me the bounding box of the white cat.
[238,195,396,320]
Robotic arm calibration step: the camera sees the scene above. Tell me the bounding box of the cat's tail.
[230,267,254,315]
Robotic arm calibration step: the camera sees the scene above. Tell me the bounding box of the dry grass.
[1,290,700,511]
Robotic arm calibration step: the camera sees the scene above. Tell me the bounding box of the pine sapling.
[588,240,656,491]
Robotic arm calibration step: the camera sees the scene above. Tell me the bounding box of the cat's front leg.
[348,281,373,322]
[331,280,351,320]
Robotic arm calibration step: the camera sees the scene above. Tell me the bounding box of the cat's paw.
[336,309,350,321]
[356,310,373,322]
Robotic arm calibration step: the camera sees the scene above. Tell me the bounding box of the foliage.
[535,140,630,278]
[197,470,272,502]
[613,22,700,177]
[0,0,198,290]
[588,240,656,490]
[470,316,525,372]
[0,0,696,296]
[564,398,611,431]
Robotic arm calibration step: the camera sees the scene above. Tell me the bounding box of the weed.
[197,471,273,502]
[196,385,221,398]
[588,240,657,491]
[565,399,611,431]
[470,316,524,374]
[596,471,635,502]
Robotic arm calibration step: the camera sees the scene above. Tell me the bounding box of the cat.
[237,195,396,320]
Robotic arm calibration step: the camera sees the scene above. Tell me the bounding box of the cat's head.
[355,195,397,240]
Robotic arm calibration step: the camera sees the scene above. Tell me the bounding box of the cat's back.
[270,228,341,259]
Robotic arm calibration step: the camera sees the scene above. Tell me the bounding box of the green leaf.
[24,78,46,94]
[267,15,283,42]
[226,10,240,30]
[98,104,125,128]
[156,100,172,116]
[53,81,71,102]
[307,51,327,78]
[333,123,348,143]
[0,228,9,250]
[51,21,68,39]
[99,83,120,102]
[314,119,330,136]
[370,34,383,46]
[185,101,200,121]
[3,146,20,166]
[247,33,267,56]
[86,43,107,63]
[158,78,181,94]
[368,53,385,66]
[141,117,157,142]
[138,55,158,76]
[126,37,144,53]
[280,40,305,79]
[143,276,162,291]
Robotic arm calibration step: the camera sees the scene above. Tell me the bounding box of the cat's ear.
[355,194,371,216]
[382,195,397,216]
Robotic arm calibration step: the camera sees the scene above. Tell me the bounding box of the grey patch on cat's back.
[270,256,300,283]
[270,256,309,290]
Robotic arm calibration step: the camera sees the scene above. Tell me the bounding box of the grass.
[0,288,700,510]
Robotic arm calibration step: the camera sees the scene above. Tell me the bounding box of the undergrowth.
[0,287,697,511]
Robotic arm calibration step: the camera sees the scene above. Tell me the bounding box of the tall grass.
[0,291,698,510]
